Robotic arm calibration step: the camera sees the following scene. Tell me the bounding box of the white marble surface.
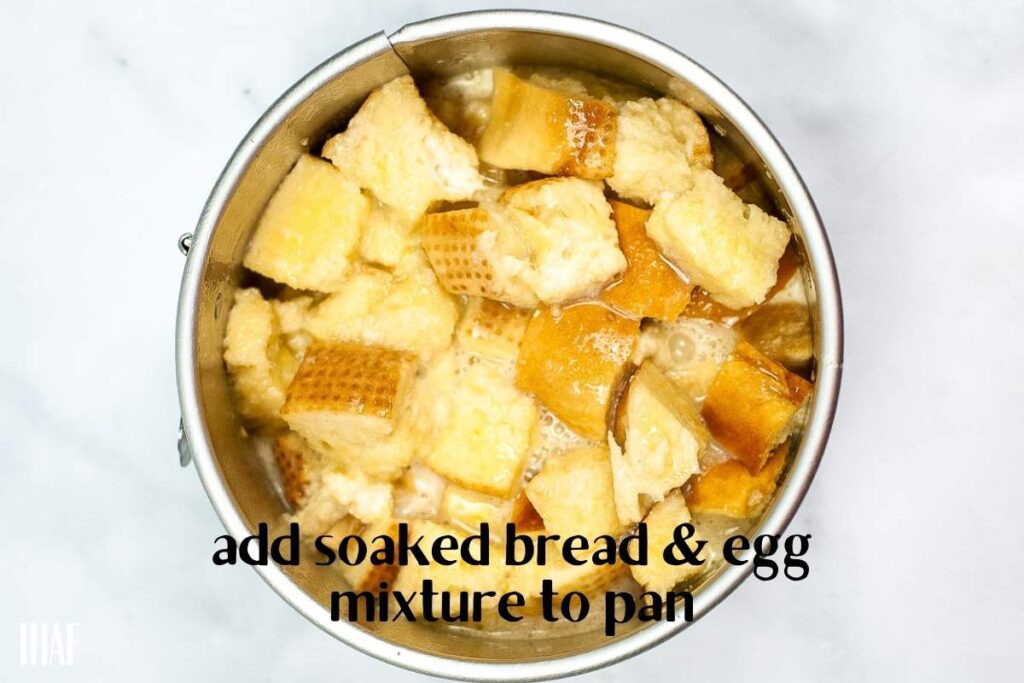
[2,0,1022,680]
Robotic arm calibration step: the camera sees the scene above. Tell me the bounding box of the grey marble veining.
[2,0,1022,680]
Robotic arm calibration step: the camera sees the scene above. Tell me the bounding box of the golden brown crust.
[735,303,814,374]
[420,207,537,307]
[701,342,811,473]
[600,201,692,321]
[509,492,545,533]
[273,432,309,508]
[516,303,640,440]
[282,342,415,423]
[421,208,504,298]
[687,449,787,518]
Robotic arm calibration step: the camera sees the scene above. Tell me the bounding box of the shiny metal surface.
[176,10,842,681]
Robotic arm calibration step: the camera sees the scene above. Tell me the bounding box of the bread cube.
[684,238,801,323]
[478,69,618,179]
[687,450,786,518]
[607,97,712,205]
[359,201,419,269]
[421,206,537,307]
[425,362,537,498]
[331,518,402,592]
[646,170,790,308]
[304,264,458,359]
[456,297,531,361]
[326,422,415,481]
[524,446,624,539]
[701,342,812,473]
[282,341,417,452]
[629,491,705,592]
[611,362,709,524]
[736,303,814,374]
[440,486,510,536]
[223,288,300,425]
[501,178,626,303]
[600,201,692,320]
[273,432,312,507]
[322,75,483,222]
[243,154,367,292]
[392,521,507,615]
[516,303,640,440]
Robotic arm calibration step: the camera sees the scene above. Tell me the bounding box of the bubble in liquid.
[669,332,696,364]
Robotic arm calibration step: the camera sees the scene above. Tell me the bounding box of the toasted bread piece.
[392,521,507,615]
[273,432,312,507]
[243,154,367,292]
[516,303,640,441]
[501,178,626,303]
[685,238,801,323]
[640,317,738,404]
[304,264,457,359]
[608,97,712,205]
[629,491,705,592]
[687,450,786,518]
[359,201,419,269]
[421,207,537,307]
[320,468,394,525]
[282,341,416,452]
[701,342,811,473]
[600,201,692,320]
[456,297,531,361]
[504,544,628,615]
[440,486,511,536]
[331,518,403,593]
[223,288,300,425]
[425,362,537,498]
[326,421,415,481]
[478,69,617,179]
[735,303,814,374]
[611,362,709,524]
[524,446,624,539]
[646,170,790,309]
[322,75,483,222]
[509,492,545,533]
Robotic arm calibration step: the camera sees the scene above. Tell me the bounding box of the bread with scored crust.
[282,341,417,451]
